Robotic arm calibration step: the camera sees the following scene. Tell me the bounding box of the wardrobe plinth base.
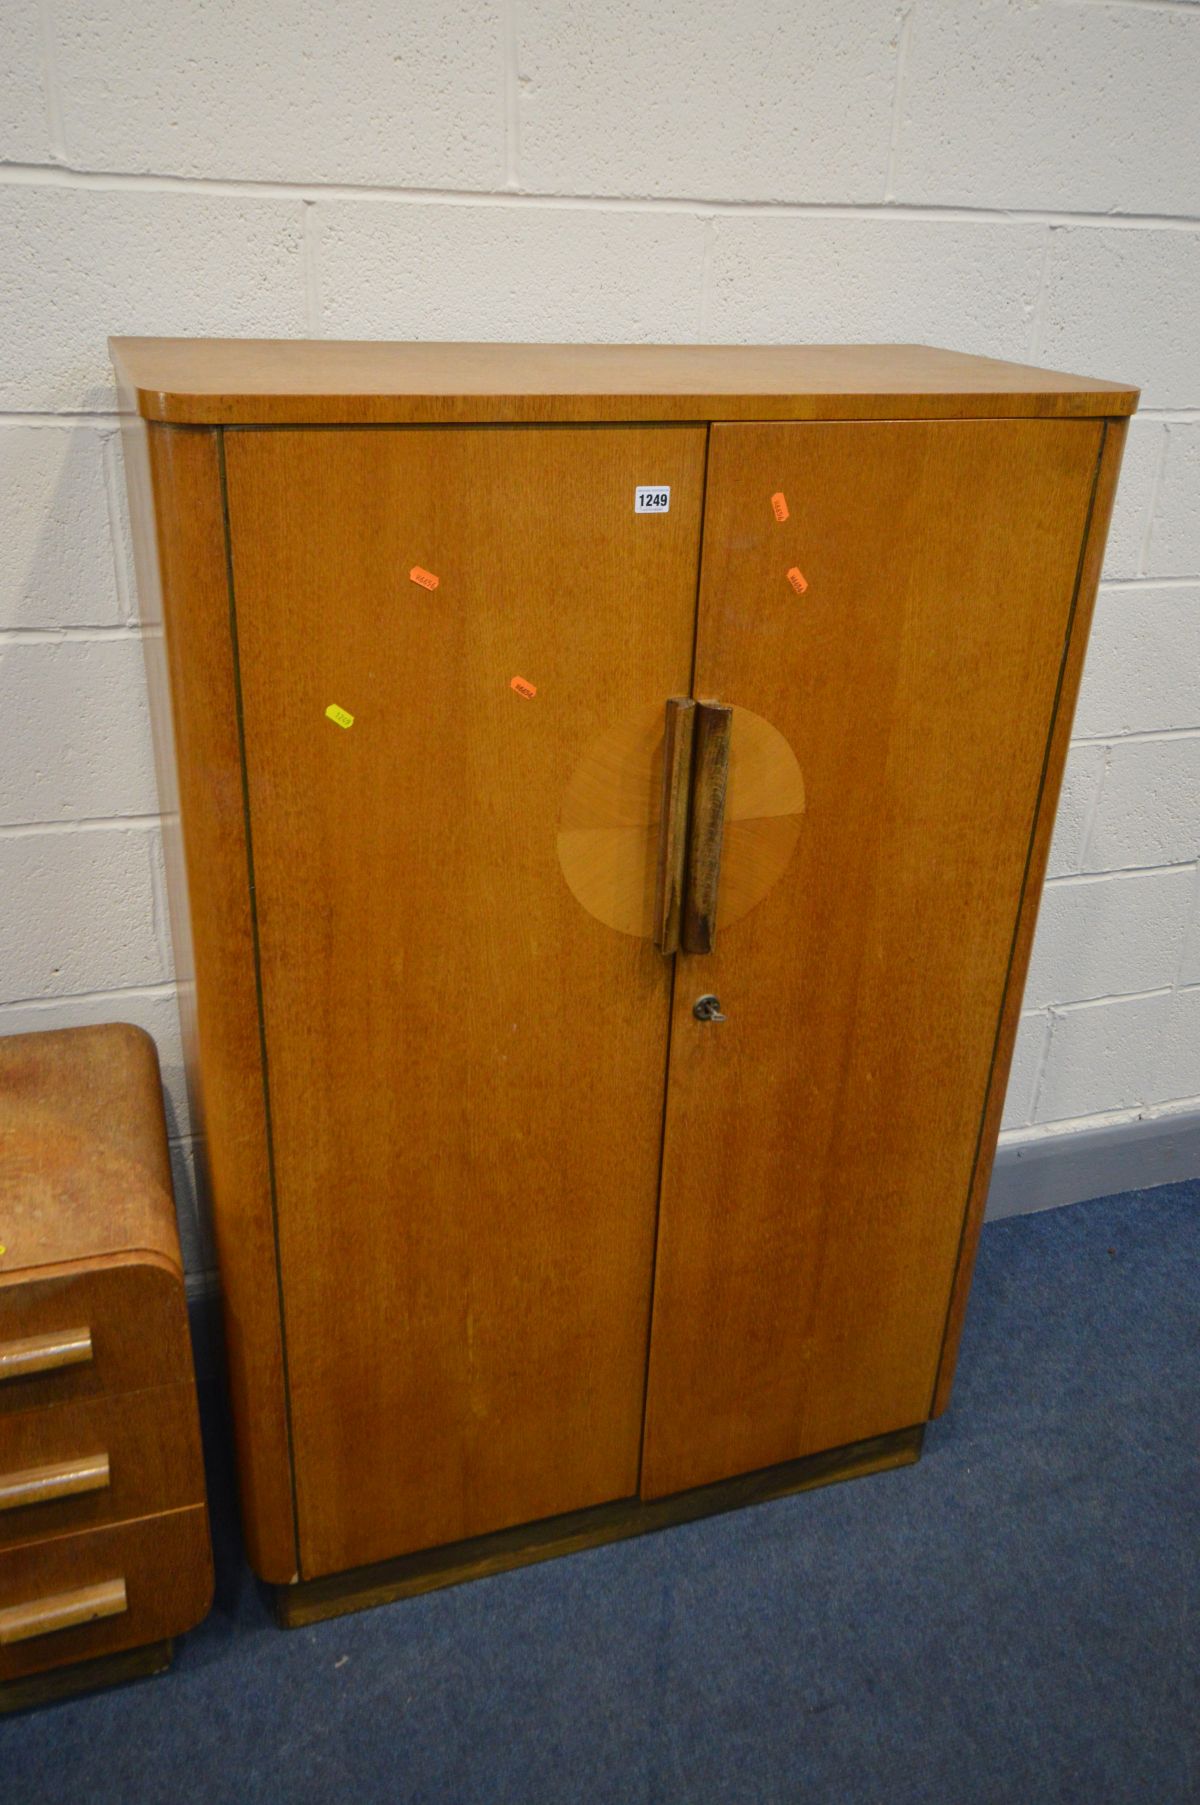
[275,1423,924,1629]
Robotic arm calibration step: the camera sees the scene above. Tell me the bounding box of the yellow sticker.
[325,704,355,730]
[0,1245,6,1258]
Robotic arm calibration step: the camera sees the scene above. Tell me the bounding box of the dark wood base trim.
[276,1424,924,1629]
[0,1638,173,1716]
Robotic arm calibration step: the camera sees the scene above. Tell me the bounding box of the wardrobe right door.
[641,418,1105,1500]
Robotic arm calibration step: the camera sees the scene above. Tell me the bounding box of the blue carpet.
[3,1182,1197,1804]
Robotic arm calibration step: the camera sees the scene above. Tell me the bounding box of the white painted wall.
[2,2,1197,1284]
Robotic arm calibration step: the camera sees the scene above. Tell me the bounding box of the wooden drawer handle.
[0,1451,110,1513]
[0,1328,93,1383]
[0,1577,127,1646]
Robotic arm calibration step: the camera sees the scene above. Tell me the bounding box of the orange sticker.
[510,676,537,700]
[771,492,789,523]
[409,566,440,591]
[786,567,809,596]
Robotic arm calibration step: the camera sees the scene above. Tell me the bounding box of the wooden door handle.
[653,697,697,954]
[0,1578,127,1646]
[0,1452,111,1513]
[0,1328,93,1383]
[681,702,733,955]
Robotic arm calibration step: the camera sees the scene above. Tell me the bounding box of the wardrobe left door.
[223,425,706,1576]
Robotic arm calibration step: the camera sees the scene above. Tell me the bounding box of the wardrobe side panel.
[134,422,297,1580]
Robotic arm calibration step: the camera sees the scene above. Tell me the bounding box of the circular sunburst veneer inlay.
[557,702,805,939]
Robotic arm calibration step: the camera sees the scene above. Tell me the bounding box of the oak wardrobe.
[112,340,1135,1623]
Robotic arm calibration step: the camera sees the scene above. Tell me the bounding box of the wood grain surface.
[715,708,806,928]
[224,423,706,1575]
[0,1017,214,1681]
[641,417,1104,1499]
[0,1507,211,1681]
[0,1025,178,1274]
[111,338,1131,1592]
[0,1383,205,1551]
[276,1424,923,1626]
[0,1264,192,1413]
[558,702,804,940]
[134,421,298,1583]
[110,340,1138,428]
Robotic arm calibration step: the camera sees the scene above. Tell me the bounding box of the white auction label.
[634,486,671,513]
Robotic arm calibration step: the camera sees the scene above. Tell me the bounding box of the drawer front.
[0,1506,212,1681]
[0,1383,205,1552]
[0,1264,190,1413]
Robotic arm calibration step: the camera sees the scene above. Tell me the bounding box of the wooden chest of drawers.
[0,1024,212,1708]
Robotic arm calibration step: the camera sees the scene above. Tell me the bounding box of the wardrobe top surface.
[110,339,1139,428]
